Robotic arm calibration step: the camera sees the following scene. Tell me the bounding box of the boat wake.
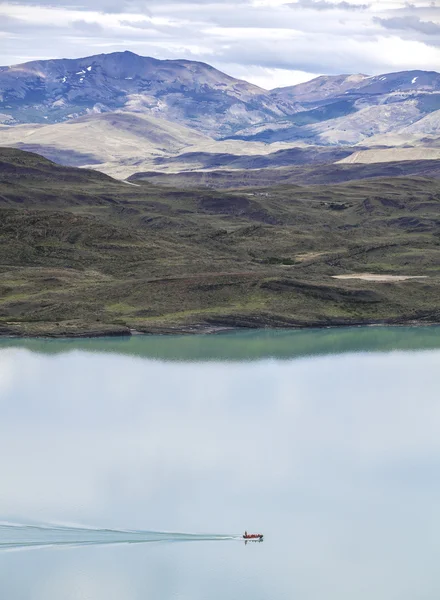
[0,522,239,552]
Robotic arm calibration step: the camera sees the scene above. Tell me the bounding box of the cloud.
[119,19,157,29]
[3,0,250,12]
[374,15,440,35]
[70,19,105,33]
[287,0,370,10]
[0,0,440,85]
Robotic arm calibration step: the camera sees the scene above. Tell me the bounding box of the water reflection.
[0,328,440,599]
[1,325,440,361]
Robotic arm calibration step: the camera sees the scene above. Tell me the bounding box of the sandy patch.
[332,274,429,282]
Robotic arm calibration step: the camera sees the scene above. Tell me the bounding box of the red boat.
[243,531,263,541]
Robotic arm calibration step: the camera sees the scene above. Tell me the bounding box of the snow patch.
[76,70,85,75]
[412,77,418,84]
[61,76,67,83]
[87,66,92,71]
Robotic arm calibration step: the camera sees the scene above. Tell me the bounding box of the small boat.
[243,532,263,541]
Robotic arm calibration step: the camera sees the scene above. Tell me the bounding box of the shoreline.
[0,315,439,339]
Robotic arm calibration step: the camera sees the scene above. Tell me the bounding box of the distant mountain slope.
[232,70,440,144]
[362,111,440,149]
[1,107,438,180]
[271,74,369,104]
[0,111,211,168]
[0,111,308,178]
[225,103,426,145]
[271,70,440,105]
[399,109,440,136]
[0,51,290,137]
[309,102,423,145]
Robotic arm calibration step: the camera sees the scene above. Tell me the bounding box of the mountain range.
[1,52,440,139]
[0,51,440,178]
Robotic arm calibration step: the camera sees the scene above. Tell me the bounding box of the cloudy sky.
[0,0,439,88]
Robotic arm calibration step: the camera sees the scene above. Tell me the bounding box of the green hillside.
[1,148,439,337]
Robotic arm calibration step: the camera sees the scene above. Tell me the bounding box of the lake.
[1,326,440,600]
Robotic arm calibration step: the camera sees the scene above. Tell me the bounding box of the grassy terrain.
[1,147,439,337]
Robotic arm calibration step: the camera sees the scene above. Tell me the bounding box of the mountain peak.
[0,51,277,135]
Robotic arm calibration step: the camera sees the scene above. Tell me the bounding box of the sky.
[0,0,439,89]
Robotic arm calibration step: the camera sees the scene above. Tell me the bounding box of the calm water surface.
[1,326,440,600]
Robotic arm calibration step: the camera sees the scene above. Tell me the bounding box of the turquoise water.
[0,327,440,599]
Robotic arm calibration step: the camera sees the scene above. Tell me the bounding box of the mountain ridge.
[2,51,439,144]
[0,50,289,136]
